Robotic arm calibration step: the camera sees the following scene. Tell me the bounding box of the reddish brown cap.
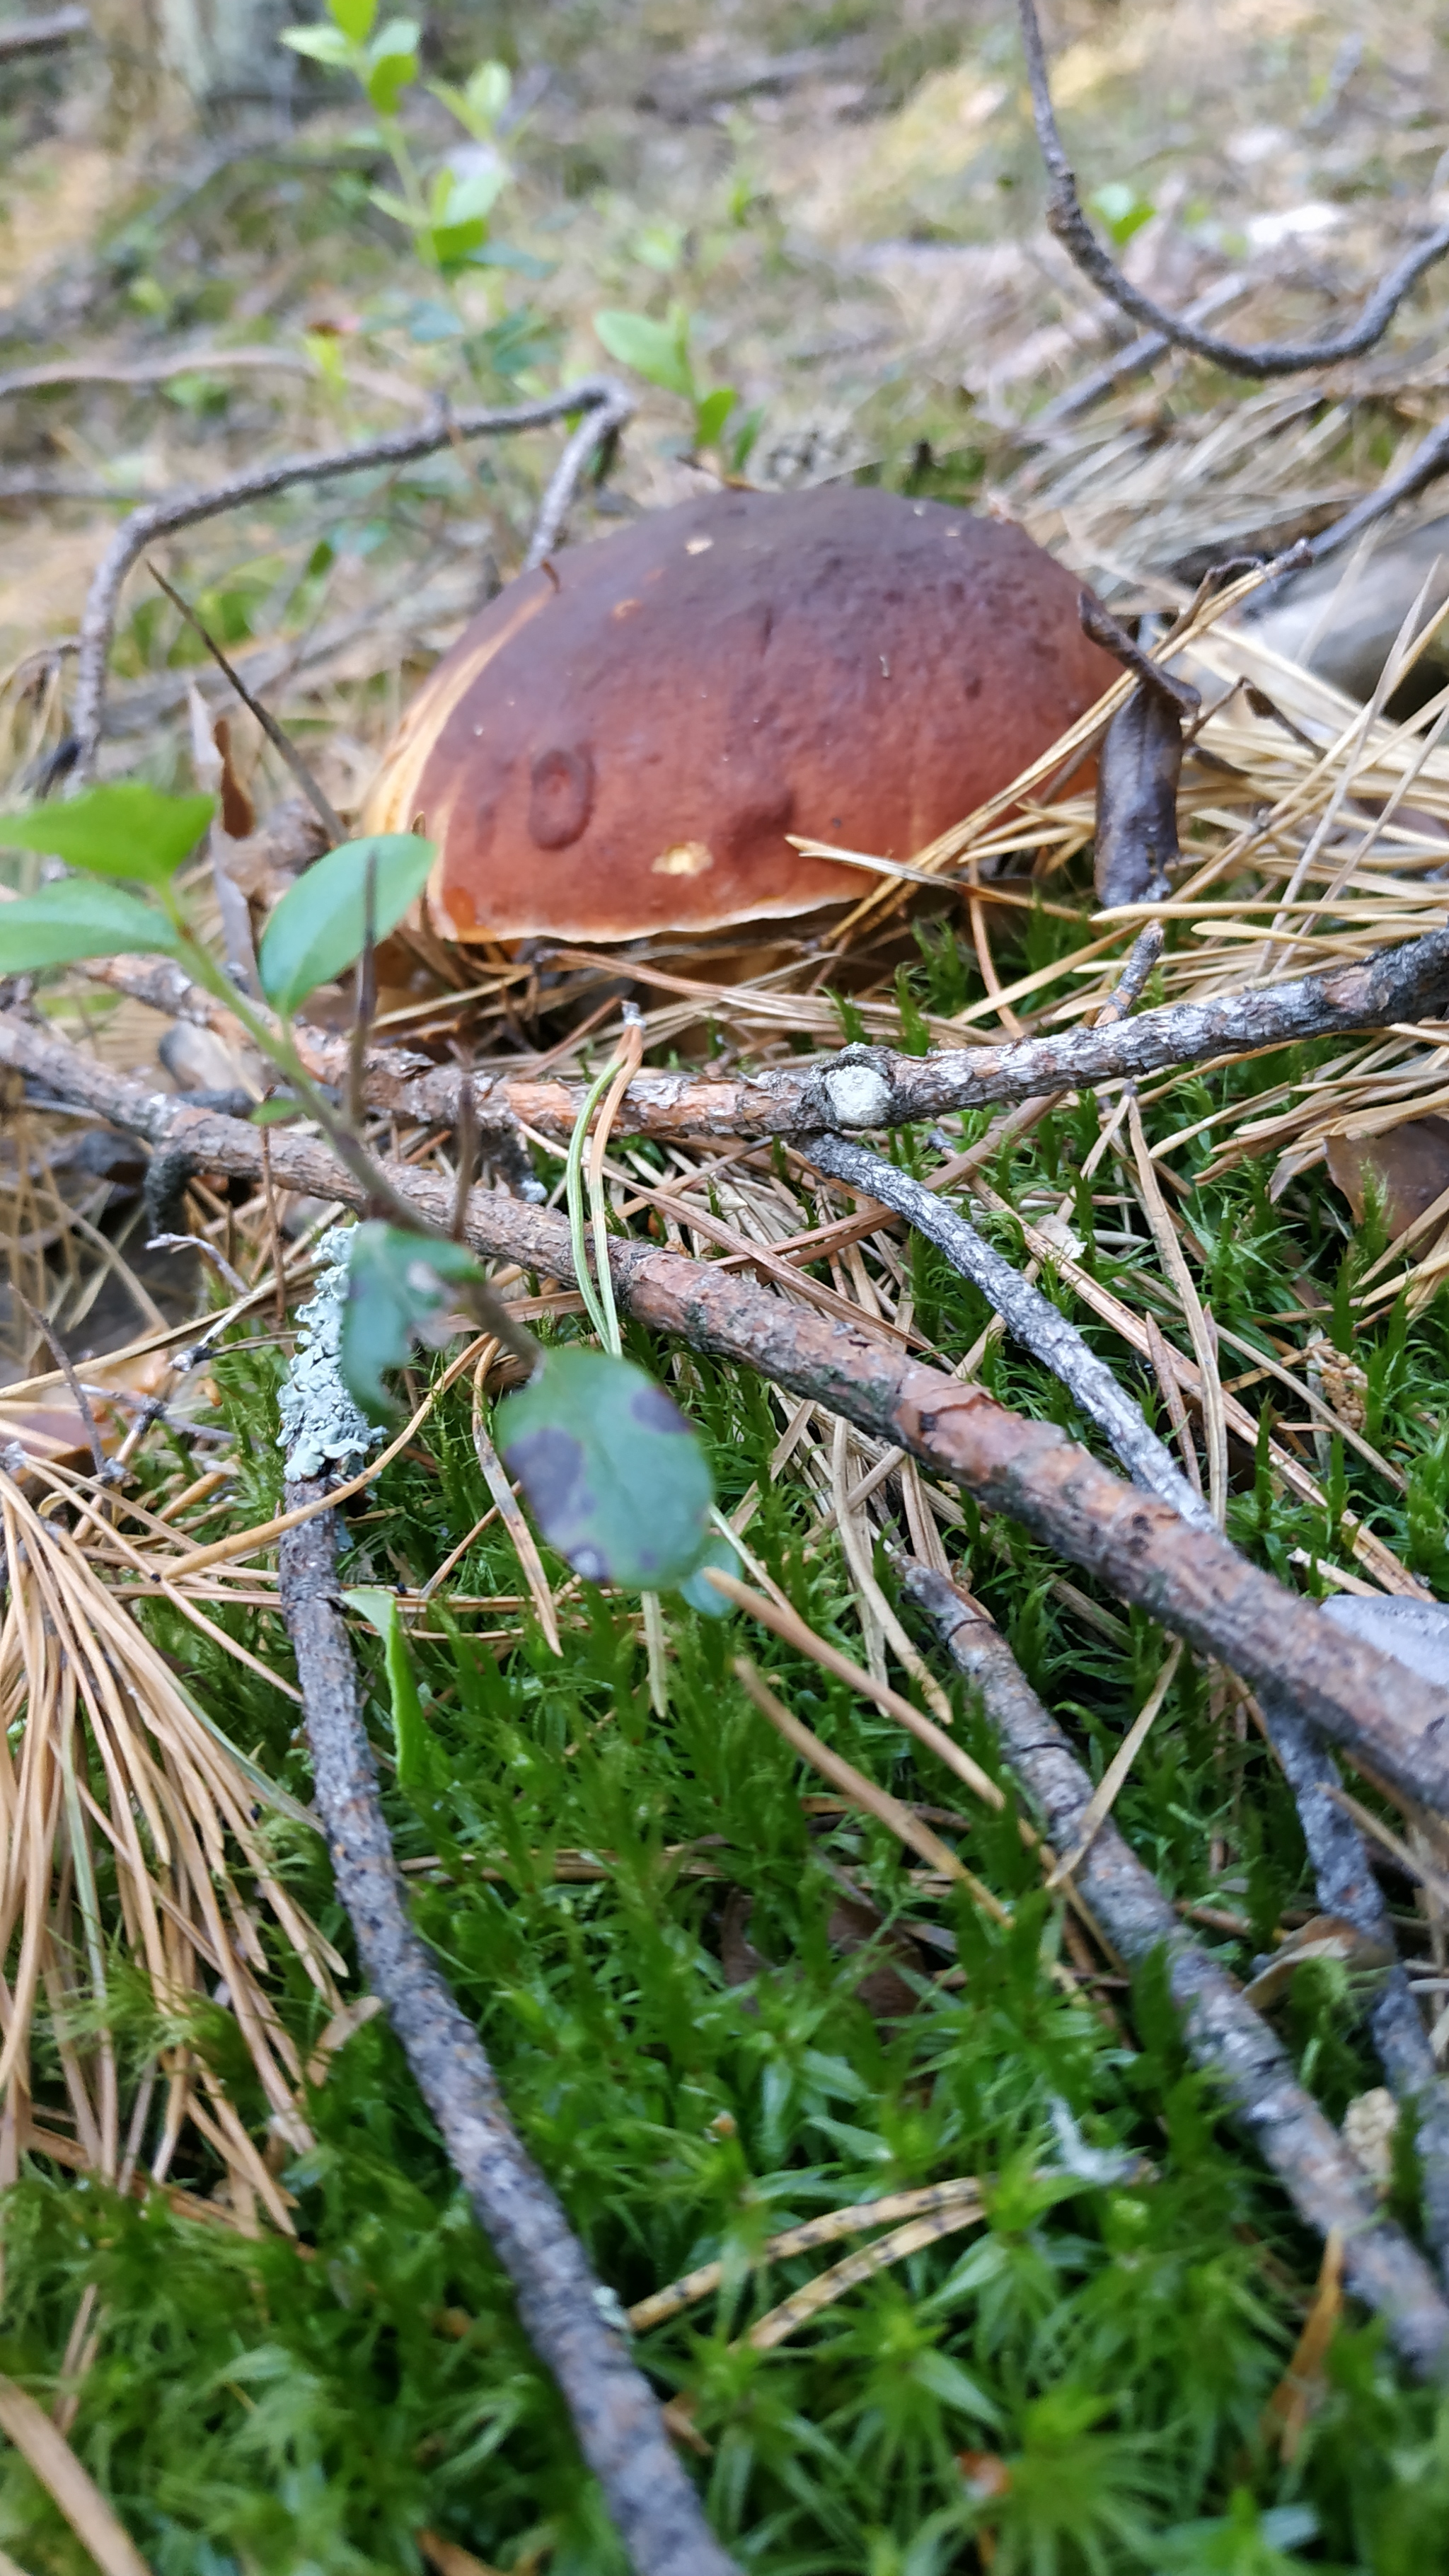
[364,485,1116,941]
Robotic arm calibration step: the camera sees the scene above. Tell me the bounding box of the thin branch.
[277,1486,738,2576]
[149,564,344,843]
[803,1128,1449,2265]
[904,1564,1449,2377]
[1032,275,1251,433]
[75,920,1449,1146]
[5,1012,1448,1815]
[68,377,633,780]
[1078,594,1201,716]
[1291,417,1449,577]
[1264,1689,1449,2281]
[804,1129,1212,1530]
[1017,0,1449,379]
[0,8,88,63]
[12,1287,109,1482]
[523,379,634,574]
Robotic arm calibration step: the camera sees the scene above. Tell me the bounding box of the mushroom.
[363,484,1118,942]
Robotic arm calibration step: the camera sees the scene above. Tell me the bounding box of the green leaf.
[497,1346,715,1593]
[368,185,420,228]
[341,1223,483,1422]
[0,783,214,885]
[729,404,765,475]
[325,0,376,36]
[342,1587,435,1791]
[258,832,434,1016]
[366,51,417,112]
[466,60,511,126]
[429,221,490,277]
[364,15,419,111]
[1090,180,1155,246]
[693,386,737,452]
[280,24,354,63]
[249,1097,299,1126]
[593,308,695,401]
[0,880,180,974]
[430,62,512,141]
[676,1528,739,1617]
[437,161,507,228]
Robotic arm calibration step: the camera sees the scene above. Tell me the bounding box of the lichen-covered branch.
[82,918,1449,1148]
[905,1565,1449,2378]
[4,1010,1446,1817]
[279,1486,738,2576]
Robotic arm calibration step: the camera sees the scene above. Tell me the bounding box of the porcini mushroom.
[364,484,1117,942]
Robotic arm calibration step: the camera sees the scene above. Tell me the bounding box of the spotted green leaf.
[341,1222,483,1422]
[497,1344,714,1593]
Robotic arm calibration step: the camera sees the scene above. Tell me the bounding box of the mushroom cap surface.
[363,484,1116,942]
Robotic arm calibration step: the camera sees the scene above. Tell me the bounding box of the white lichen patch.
[1343,2086,1399,2194]
[824,1062,893,1127]
[277,1225,382,1483]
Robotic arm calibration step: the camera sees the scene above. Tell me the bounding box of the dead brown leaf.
[1325,1116,1449,1234]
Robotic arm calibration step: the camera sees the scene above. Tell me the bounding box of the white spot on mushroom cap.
[824,1064,893,1126]
[652,840,713,877]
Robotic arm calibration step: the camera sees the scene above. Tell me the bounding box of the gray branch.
[804,1129,1213,1531]
[906,1565,1449,2377]
[69,377,633,780]
[4,1008,1448,1817]
[1017,0,1449,379]
[804,1131,1449,2275]
[76,922,1449,1148]
[279,1486,738,2576]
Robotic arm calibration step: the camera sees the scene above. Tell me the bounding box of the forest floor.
[4,2,1449,2572]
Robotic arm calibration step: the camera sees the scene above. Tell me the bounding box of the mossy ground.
[5,909,1449,2575]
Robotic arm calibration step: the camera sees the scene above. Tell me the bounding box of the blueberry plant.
[0,784,725,1603]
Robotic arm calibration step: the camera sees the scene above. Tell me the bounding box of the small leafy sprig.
[282,1,515,283]
[594,304,761,473]
[0,783,725,1607]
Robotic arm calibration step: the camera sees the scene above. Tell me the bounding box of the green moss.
[7,1020,1449,2570]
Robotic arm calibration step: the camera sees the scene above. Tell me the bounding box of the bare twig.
[1032,275,1251,432]
[1078,595,1201,717]
[71,920,1449,1146]
[804,1129,1211,1527]
[278,1485,738,2576]
[0,8,88,63]
[522,379,634,573]
[69,379,633,780]
[804,1126,1449,2229]
[12,1287,108,1481]
[1294,418,1449,574]
[5,1014,1448,1815]
[151,565,343,843]
[1265,1691,1449,2280]
[294,920,1449,1145]
[1017,0,1449,379]
[904,1565,1449,2377]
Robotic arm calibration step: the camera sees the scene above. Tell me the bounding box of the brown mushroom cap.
[363,484,1117,942]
